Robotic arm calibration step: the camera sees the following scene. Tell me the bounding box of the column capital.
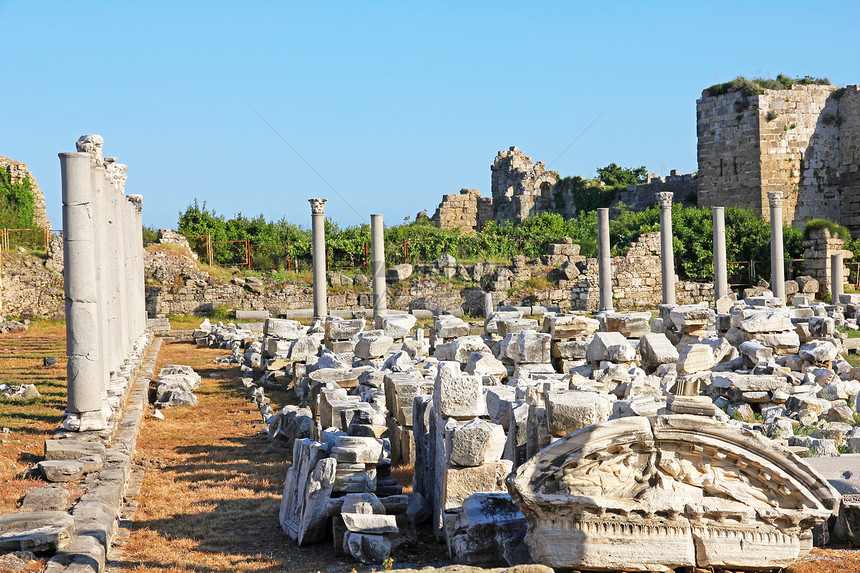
[767,191,784,208]
[127,194,143,214]
[655,192,674,209]
[309,198,327,215]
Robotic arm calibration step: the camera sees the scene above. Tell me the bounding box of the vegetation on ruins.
[803,218,850,242]
[174,200,818,283]
[0,166,36,230]
[704,74,831,98]
[557,163,647,214]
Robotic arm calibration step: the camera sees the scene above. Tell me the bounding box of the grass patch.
[0,321,68,514]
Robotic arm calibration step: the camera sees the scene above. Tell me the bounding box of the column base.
[61,409,108,432]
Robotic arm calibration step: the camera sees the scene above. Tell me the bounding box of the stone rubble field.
[191,287,860,571]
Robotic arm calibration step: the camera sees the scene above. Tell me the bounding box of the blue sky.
[1,1,857,231]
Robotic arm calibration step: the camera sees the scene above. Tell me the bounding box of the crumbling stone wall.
[613,170,698,211]
[0,155,51,229]
[431,189,493,233]
[697,83,860,231]
[571,232,714,311]
[490,146,561,223]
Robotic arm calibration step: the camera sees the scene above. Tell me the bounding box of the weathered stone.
[355,334,395,359]
[464,352,507,384]
[738,309,792,333]
[544,314,599,339]
[545,391,612,437]
[264,318,303,339]
[677,343,716,374]
[38,460,83,482]
[0,511,74,552]
[44,439,106,460]
[799,340,838,363]
[442,460,512,511]
[450,336,492,363]
[604,313,651,338]
[448,419,506,467]
[434,362,484,419]
[387,263,413,282]
[344,532,393,564]
[516,330,551,364]
[450,493,529,567]
[639,333,679,366]
[586,332,629,363]
[376,313,417,338]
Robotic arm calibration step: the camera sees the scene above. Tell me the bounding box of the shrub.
[803,219,850,242]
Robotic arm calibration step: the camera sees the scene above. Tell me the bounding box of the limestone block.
[485,310,523,335]
[552,340,589,360]
[752,331,801,355]
[669,305,714,332]
[38,460,83,482]
[332,436,384,464]
[327,317,366,341]
[516,330,551,364]
[0,510,74,552]
[264,318,303,339]
[280,440,336,545]
[545,391,612,437]
[739,340,774,364]
[387,263,413,282]
[434,316,470,338]
[586,332,628,363]
[710,373,790,393]
[498,318,540,337]
[465,352,507,383]
[434,361,484,419]
[344,532,393,564]
[639,333,679,366]
[799,340,838,363]
[677,343,716,374]
[544,314,599,339]
[450,335,492,363]
[342,512,398,534]
[738,309,792,333]
[44,439,106,461]
[450,492,529,567]
[486,386,517,429]
[441,460,512,510]
[448,419,506,467]
[355,334,395,359]
[376,313,417,338]
[382,350,413,372]
[604,313,651,338]
[607,343,636,363]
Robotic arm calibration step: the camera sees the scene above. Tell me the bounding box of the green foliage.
[766,110,778,122]
[705,75,830,97]
[0,167,36,229]
[596,163,647,187]
[803,218,850,242]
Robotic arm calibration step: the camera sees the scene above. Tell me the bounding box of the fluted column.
[310,198,328,318]
[656,192,676,306]
[712,206,728,302]
[768,192,785,301]
[597,208,613,311]
[371,214,387,315]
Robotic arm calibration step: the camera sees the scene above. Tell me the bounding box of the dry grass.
[0,322,68,514]
[119,340,360,573]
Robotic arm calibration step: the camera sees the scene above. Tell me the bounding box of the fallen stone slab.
[0,511,74,552]
[44,439,106,461]
[19,486,70,512]
[38,460,84,483]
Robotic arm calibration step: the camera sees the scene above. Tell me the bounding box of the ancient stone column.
[768,191,786,301]
[128,195,146,337]
[371,213,387,315]
[59,152,105,429]
[831,253,844,304]
[111,183,130,360]
[712,206,728,302]
[309,198,328,318]
[597,208,613,312]
[656,192,676,306]
[90,163,112,387]
[483,292,493,318]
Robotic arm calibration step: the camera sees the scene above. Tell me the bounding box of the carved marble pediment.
[506,415,838,571]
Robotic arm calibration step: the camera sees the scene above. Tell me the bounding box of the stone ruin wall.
[430,188,493,233]
[697,83,860,233]
[612,170,698,211]
[490,146,571,223]
[0,155,51,229]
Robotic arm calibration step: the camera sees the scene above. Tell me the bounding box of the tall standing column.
[90,164,111,389]
[712,206,728,302]
[768,191,786,301]
[370,214,387,316]
[59,152,105,429]
[111,184,130,361]
[656,192,676,306]
[128,195,145,337]
[309,198,328,318]
[597,208,613,312]
[831,253,844,304]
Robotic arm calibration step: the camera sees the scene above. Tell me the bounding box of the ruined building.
[697,84,860,234]
[0,155,51,229]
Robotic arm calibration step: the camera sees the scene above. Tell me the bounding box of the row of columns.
[599,190,799,311]
[309,199,388,320]
[60,135,147,431]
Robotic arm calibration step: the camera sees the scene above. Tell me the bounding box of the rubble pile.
[153,364,202,408]
[193,285,860,569]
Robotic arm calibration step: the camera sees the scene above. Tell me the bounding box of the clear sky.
[1,1,857,231]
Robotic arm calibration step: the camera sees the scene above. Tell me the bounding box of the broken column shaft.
[597,208,613,311]
[656,192,676,306]
[832,253,844,304]
[768,192,786,301]
[371,213,387,316]
[310,198,328,319]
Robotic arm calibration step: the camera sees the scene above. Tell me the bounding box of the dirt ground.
[3,327,860,572]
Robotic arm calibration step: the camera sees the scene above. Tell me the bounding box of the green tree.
[596,163,647,188]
